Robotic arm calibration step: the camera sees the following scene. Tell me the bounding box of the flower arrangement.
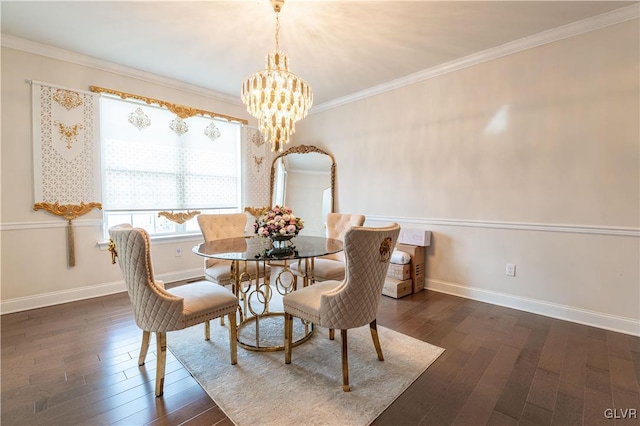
[254,205,304,238]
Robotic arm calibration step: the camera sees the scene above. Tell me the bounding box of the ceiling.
[1,1,636,110]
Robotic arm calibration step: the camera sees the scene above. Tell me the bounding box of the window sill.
[97,232,203,250]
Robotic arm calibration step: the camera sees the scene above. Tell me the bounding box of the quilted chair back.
[109,224,184,332]
[319,223,400,329]
[324,213,365,262]
[198,213,247,240]
[197,213,247,268]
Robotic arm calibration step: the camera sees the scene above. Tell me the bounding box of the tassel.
[67,219,75,267]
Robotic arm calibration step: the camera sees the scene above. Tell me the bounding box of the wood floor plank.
[525,368,560,412]
[588,335,612,371]
[586,364,613,395]
[486,409,519,425]
[537,323,568,374]
[550,391,583,425]
[47,363,192,425]
[420,346,497,425]
[503,324,531,350]
[583,387,614,426]
[492,321,549,421]
[143,394,218,426]
[609,356,640,396]
[3,289,639,426]
[608,330,633,361]
[372,348,470,426]
[520,402,553,425]
[91,376,204,425]
[557,334,588,400]
[452,344,520,425]
[180,405,231,426]
[631,350,640,390]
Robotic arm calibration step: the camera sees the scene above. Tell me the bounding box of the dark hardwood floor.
[2,288,639,425]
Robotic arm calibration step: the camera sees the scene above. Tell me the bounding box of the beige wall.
[294,20,640,333]
[0,46,255,309]
[1,19,638,334]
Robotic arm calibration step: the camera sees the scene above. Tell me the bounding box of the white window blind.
[100,96,241,236]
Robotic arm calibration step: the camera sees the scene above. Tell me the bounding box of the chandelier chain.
[275,12,280,51]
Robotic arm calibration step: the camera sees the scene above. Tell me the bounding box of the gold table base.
[233,258,315,351]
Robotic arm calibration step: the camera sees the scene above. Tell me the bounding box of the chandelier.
[241,0,313,152]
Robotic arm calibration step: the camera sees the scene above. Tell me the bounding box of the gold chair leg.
[284,313,293,364]
[138,330,151,366]
[229,312,238,365]
[205,320,211,341]
[341,329,350,392]
[155,332,167,397]
[329,329,335,340]
[370,319,384,361]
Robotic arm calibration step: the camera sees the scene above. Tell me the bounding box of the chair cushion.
[168,281,237,328]
[283,281,341,324]
[205,261,271,285]
[312,259,346,281]
[289,258,345,282]
[204,262,234,284]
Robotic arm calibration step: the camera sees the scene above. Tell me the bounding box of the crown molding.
[312,4,640,114]
[0,34,243,106]
[2,4,638,114]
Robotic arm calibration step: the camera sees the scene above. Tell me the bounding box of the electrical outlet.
[175,247,182,257]
[506,263,516,277]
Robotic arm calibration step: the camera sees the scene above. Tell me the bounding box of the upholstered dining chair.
[283,223,401,392]
[197,213,270,289]
[109,224,238,397]
[290,212,365,282]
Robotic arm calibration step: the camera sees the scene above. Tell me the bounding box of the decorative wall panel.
[31,81,101,204]
[31,81,102,266]
[242,126,274,211]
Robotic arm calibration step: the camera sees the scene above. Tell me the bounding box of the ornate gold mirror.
[270,144,335,236]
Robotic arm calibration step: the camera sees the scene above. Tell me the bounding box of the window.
[100,96,242,238]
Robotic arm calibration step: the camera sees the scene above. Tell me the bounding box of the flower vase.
[269,234,294,256]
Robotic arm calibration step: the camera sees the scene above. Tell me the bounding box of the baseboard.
[0,268,203,315]
[426,278,640,337]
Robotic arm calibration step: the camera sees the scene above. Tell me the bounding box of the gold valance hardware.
[244,206,269,217]
[158,210,201,224]
[33,201,102,267]
[108,238,118,264]
[89,86,248,124]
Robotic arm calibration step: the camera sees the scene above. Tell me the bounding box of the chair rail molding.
[365,215,640,238]
[0,219,103,231]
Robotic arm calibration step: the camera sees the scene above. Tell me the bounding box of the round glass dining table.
[193,235,343,351]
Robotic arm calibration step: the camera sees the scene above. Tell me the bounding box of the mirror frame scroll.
[270,144,336,213]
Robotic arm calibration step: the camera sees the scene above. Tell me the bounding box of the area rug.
[167,319,444,426]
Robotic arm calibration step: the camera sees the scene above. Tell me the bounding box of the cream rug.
[167,319,444,426]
